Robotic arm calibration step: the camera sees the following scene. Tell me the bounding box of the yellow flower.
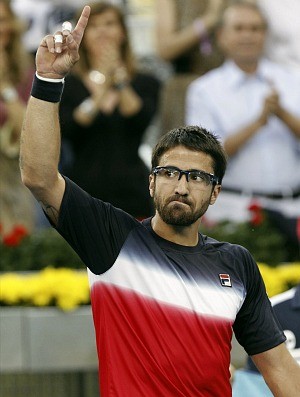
[1,263,299,310]
[0,267,90,311]
[258,263,300,297]
[0,273,27,304]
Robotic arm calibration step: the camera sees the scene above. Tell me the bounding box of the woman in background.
[155,0,227,134]
[59,2,160,219]
[0,0,36,235]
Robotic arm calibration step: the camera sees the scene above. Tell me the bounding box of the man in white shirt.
[186,1,300,222]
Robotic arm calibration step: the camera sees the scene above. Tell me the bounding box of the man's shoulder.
[202,234,252,258]
[260,58,300,81]
[188,64,226,90]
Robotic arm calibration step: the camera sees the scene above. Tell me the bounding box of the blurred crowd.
[1,0,299,256]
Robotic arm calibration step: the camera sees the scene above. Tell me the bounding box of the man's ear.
[149,174,155,197]
[210,185,221,205]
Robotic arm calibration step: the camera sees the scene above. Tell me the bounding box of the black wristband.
[31,74,64,103]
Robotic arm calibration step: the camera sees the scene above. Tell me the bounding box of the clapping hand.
[259,89,280,125]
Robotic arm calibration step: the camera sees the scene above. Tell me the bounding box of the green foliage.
[1,207,298,271]
[0,228,84,272]
[201,216,293,266]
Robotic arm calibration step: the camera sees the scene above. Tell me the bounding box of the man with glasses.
[20,5,300,397]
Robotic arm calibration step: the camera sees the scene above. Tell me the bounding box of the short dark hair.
[151,126,227,184]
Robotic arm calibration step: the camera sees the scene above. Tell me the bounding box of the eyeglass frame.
[151,166,219,186]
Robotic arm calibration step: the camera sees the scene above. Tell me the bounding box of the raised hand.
[36,6,90,79]
[203,0,225,28]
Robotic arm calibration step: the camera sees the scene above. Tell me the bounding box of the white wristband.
[36,72,65,83]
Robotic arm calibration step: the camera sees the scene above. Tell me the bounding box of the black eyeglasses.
[152,166,219,188]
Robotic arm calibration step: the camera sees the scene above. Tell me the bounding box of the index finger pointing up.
[71,6,91,46]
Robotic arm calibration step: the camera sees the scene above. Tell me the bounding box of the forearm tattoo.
[40,201,59,224]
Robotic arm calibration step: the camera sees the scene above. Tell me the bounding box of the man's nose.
[175,174,189,195]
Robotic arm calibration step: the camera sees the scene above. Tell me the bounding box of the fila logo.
[219,273,232,287]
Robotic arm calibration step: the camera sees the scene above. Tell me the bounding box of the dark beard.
[154,194,211,226]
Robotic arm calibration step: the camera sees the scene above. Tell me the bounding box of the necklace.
[89,70,106,85]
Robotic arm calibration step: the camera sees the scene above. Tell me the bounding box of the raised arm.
[20,6,90,226]
[155,0,224,61]
[252,343,300,397]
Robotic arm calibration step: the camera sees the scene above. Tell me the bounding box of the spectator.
[59,2,160,219]
[186,1,300,223]
[0,0,36,235]
[155,0,227,134]
[232,283,300,397]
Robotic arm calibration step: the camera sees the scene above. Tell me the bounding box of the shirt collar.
[223,58,272,88]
